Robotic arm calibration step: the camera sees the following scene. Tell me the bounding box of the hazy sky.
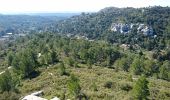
[0,0,169,14]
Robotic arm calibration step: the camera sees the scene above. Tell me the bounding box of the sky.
[0,0,169,14]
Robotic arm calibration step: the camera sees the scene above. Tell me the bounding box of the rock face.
[110,23,130,34]
[22,95,47,100]
[138,24,153,36]
[110,23,153,36]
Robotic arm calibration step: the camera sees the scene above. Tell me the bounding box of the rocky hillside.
[55,6,170,37]
[54,6,170,50]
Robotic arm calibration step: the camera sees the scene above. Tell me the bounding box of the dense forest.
[0,6,170,100]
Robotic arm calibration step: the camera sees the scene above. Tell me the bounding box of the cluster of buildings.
[0,33,13,41]
[110,23,153,36]
[0,32,26,41]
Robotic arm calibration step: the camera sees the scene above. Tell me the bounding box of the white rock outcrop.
[22,95,47,100]
[110,23,131,33]
[110,23,153,36]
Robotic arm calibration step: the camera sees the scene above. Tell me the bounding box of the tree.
[20,50,37,78]
[7,52,14,66]
[114,58,122,71]
[0,71,18,92]
[87,58,92,69]
[67,74,81,99]
[106,56,111,67]
[59,62,67,76]
[51,50,59,64]
[132,76,149,100]
[67,57,75,67]
[42,50,59,65]
[159,60,170,81]
[79,49,89,63]
[38,55,46,65]
[12,55,20,71]
[143,60,158,76]
[12,49,37,78]
[114,57,131,72]
[130,57,144,75]
[44,52,53,64]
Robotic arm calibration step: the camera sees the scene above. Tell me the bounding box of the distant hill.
[1,6,170,50]
[0,15,67,36]
[26,13,81,17]
[53,6,170,50]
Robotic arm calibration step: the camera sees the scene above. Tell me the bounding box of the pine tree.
[159,60,170,81]
[7,52,14,66]
[59,62,66,75]
[130,57,144,75]
[12,49,37,78]
[0,71,18,92]
[87,58,92,69]
[51,50,59,64]
[132,76,149,100]
[67,74,81,99]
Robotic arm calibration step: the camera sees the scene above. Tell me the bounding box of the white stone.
[50,97,60,100]
[31,91,43,96]
[38,53,41,58]
[22,95,47,100]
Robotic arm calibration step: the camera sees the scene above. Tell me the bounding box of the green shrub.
[67,74,81,98]
[91,82,98,91]
[104,81,112,89]
[127,74,133,82]
[120,83,132,91]
[0,91,20,100]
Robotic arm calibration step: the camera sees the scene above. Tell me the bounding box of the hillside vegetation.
[0,6,170,100]
[54,6,170,50]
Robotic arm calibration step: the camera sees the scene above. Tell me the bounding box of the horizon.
[1,6,169,15]
[0,0,170,14]
[0,12,82,15]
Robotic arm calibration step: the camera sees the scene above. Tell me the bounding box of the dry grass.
[19,63,170,100]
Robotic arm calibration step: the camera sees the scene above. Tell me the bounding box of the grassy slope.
[19,63,170,100]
